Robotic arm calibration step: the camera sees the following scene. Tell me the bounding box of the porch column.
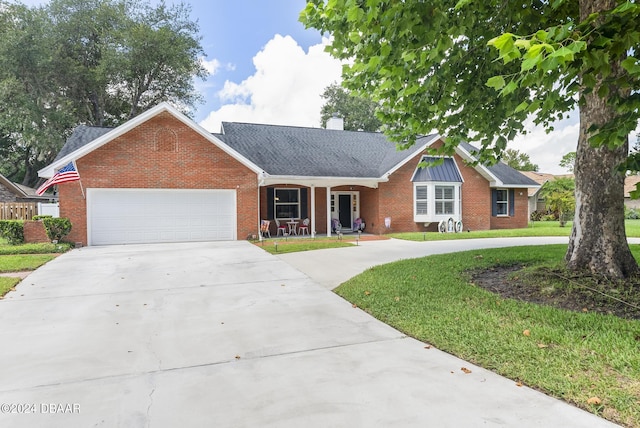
[310,185,316,238]
[326,186,332,237]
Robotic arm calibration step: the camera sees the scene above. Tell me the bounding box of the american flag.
[36,161,81,196]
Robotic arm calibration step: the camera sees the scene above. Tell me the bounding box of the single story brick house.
[39,102,539,246]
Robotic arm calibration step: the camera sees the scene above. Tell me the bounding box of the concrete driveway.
[0,240,617,427]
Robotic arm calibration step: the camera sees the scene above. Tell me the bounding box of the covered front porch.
[257,175,384,239]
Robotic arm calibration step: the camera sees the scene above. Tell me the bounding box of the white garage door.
[88,189,236,245]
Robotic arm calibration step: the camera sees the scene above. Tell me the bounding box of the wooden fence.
[0,202,38,220]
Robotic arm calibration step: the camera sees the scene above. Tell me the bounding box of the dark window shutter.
[267,187,274,219]
[300,188,308,219]
[491,189,497,217]
[509,189,515,217]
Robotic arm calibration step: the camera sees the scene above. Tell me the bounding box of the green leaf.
[500,80,518,96]
[402,51,416,62]
[535,30,548,42]
[550,46,575,62]
[613,1,638,14]
[486,75,506,90]
[521,55,541,72]
[348,31,361,44]
[487,33,514,50]
[454,0,472,10]
[514,101,529,113]
[621,57,640,76]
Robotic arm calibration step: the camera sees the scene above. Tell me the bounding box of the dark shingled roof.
[411,157,463,183]
[54,125,113,162]
[52,120,538,187]
[216,122,433,178]
[459,141,540,186]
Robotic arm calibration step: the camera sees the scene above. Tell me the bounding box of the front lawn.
[0,254,56,273]
[0,277,20,298]
[336,244,640,427]
[0,239,71,298]
[254,235,384,254]
[390,219,640,241]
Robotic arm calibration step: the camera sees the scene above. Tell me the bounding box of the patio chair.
[299,218,310,236]
[274,219,288,236]
[260,220,271,238]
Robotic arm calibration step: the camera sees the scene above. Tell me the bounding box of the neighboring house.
[523,171,640,216]
[0,173,54,203]
[624,175,640,210]
[39,102,539,246]
[519,171,562,217]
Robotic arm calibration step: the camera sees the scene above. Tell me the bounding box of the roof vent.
[326,115,344,131]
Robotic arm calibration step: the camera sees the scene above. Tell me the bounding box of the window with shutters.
[496,189,508,216]
[274,188,300,219]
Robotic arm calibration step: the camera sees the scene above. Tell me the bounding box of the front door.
[338,194,352,230]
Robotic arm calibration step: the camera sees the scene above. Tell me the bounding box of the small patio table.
[287,220,298,235]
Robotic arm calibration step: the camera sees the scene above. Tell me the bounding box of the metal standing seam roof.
[411,156,463,183]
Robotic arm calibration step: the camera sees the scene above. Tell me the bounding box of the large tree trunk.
[565,0,639,279]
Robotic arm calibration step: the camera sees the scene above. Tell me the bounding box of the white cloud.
[199,35,343,132]
[200,57,221,75]
[509,112,580,174]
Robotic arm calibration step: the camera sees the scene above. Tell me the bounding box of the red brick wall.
[456,153,492,231]
[490,190,530,229]
[23,221,49,243]
[59,112,257,245]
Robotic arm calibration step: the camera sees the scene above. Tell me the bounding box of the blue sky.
[19,0,640,174]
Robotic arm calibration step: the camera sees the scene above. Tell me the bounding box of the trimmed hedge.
[0,220,25,245]
[32,215,53,221]
[42,218,72,242]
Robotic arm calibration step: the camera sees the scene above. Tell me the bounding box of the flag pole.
[72,160,85,199]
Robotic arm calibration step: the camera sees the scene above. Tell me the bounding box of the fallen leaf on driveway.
[235,355,241,360]
[461,367,472,374]
[352,304,358,308]
[515,381,523,387]
[523,329,531,336]
[587,397,602,405]
[364,290,371,295]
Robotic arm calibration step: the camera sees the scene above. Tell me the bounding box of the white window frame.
[415,185,428,217]
[274,188,300,220]
[413,182,461,222]
[435,185,455,215]
[496,189,509,217]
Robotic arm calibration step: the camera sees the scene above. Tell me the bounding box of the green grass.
[390,219,640,241]
[336,244,640,427]
[255,238,356,254]
[0,241,73,255]
[0,239,71,297]
[0,254,56,273]
[0,277,20,298]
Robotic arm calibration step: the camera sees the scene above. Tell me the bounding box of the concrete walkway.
[0,240,618,427]
[277,236,571,289]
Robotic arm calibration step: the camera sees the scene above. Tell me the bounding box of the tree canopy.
[501,148,538,171]
[0,0,206,186]
[559,151,577,172]
[301,0,640,279]
[320,82,381,132]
